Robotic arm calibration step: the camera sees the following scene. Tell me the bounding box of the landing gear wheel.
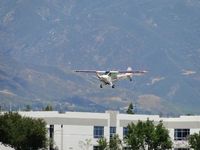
[112,85,115,88]
[100,84,103,88]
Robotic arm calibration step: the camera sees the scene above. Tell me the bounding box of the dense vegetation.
[97,134,122,150]
[189,131,200,150]
[125,119,172,150]
[97,119,172,150]
[0,112,47,150]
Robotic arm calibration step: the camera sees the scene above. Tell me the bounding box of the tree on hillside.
[126,103,134,114]
[0,112,47,150]
[25,104,31,111]
[44,104,53,111]
[124,119,172,150]
[189,131,200,150]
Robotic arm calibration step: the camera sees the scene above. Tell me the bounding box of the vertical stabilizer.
[127,67,133,81]
[127,67,132,71]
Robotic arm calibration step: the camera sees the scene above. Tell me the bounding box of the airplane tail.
[127,67,133,81]
[127,67,132,71]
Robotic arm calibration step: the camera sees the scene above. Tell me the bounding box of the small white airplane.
[74,67,147,88]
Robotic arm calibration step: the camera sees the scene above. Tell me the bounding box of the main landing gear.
[129,77,132,81]
[100,84,115,88]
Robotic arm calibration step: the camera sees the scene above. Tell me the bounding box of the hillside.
[0,0,200,115]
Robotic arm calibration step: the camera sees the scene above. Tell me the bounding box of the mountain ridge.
[0,0,200,115]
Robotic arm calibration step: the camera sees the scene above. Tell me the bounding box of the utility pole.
[61,125,63,150]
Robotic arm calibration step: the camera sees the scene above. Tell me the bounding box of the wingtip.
[143,70,148,73]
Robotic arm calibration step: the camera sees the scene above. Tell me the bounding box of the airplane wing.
[118,70,148,74]
[74,70,106,73]
[74,70,97,73]
[75,70,147,74]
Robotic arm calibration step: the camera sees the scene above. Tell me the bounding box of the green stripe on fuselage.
[109,72,118,79]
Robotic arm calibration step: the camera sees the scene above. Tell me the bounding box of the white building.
[19,111,200,150]
[0,143,14,150]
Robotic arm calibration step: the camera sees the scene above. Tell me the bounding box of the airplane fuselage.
[97,72,133,88]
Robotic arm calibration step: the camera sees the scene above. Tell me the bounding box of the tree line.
[97,119,172,150]
[0,112,47,150]
[97,118,200,150]
[95,102,200,150]
[1,111,200,149]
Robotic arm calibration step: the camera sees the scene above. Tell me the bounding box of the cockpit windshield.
[105,71,110,75]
